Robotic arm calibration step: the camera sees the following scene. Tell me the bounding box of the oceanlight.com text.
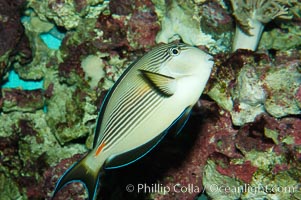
[208,183,297,194]
[125,183,297,195]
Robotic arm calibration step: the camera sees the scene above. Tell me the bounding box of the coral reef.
[1,0,161,199]
[154,0,214,46]
[150,103,301,200]
[1,88,44,112]
[206,49,301,126]
[259,21,301,50]
[199,0,234,53]
[218,114,301,200]
[0,0,31,83]
[0,0,300,200]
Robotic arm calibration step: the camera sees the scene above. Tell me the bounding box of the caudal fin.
[52,156,101,200]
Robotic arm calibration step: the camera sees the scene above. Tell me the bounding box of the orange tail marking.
[95,142,106,156]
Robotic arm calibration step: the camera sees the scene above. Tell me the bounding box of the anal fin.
[104,130,168,169]
[169,106,193,136]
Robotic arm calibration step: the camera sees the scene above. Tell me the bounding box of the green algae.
[0,111,87,199]
[264,63,301,118]
[264,128,279,145]
[15,10,57,80]
[207,81,233,112]
[0,111,87,164]
[282,135,295,145]
[45,82,96,144]
[30,15,54,33]
[203,160,242,200]
[0,113,19,138]
[260,23,301,50]
[241,169,300,200]
[244,149,286,171]
[206,149,301,200]
[0,174,23,200]
[0,5,107,199]
[0,51,10,74]
[12,6,104,146]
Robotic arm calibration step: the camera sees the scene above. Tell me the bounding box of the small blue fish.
[52,42,213,200]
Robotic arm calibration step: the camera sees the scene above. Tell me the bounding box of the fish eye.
[169,47,180,56]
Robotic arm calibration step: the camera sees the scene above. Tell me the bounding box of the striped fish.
[52,42,213,200]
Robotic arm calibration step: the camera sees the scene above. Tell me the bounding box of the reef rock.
[213,114,301,200]
[154,0,214,46]
[206,50,301,126]
[0,0,31,82]
[1,88,44,113]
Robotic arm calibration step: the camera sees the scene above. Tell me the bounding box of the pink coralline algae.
[0,0,32,81]
[128,10,160,49]
[198,48,301,199]
[96,0,159,51]
[2,88,45,112]
[95,14,130,50]
[200,0,234,35]
[148,100,241,200]
[216,160,257,183]
[109,0,132,15]
[58,42,91,83]
[44,91,301,200]
[151,106,301,199]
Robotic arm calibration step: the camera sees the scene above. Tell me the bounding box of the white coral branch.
[254,0,290,23]
[230,0,292,51]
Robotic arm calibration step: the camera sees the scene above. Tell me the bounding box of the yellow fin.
[140,69,176,97]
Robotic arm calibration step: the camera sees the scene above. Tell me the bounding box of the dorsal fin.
[139,69,176,97]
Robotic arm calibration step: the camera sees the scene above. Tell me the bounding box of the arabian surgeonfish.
[52,42,214,200]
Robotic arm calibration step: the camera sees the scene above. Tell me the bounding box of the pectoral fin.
[140,69,176,97]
